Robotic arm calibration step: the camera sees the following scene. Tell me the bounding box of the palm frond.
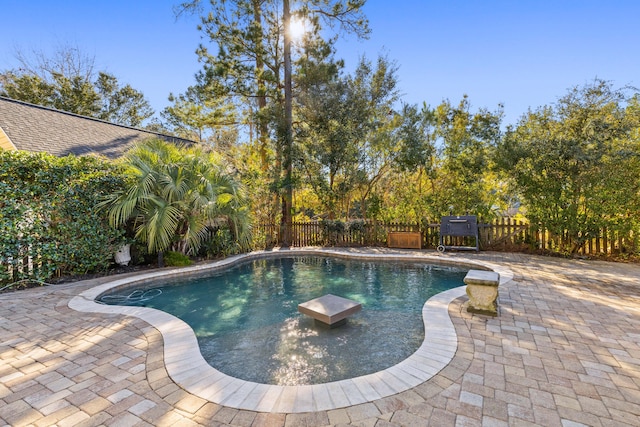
[105,137,251,255]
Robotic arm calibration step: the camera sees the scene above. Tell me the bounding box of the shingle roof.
[0,96,195,159]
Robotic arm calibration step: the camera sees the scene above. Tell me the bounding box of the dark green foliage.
[393,103,435,173]
[200,227,238,258]
[1,71,153,127]
[318,219,369,245]
[297,55,401,219]
[163,251,193,267]
[1,44,154,127]
[496,79,640,252]
[0,151,126,284]
[432,96,503,218]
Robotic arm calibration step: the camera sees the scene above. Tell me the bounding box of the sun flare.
[289,17,307,41]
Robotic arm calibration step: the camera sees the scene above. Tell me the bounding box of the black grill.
[437,215,479,252]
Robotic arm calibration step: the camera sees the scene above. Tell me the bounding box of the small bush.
[201,227,239,258]
[163,251,193,267]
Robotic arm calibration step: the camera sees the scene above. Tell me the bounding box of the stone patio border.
[68,248,513,413]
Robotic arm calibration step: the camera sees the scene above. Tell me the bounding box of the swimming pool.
[71,249,513,412]
[99,256,467,385]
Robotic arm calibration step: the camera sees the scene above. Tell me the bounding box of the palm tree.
[100,138,251,260]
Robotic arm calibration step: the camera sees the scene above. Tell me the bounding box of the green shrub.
[201,227,239,258]
[163,251,193,267]
[320,219,345,245]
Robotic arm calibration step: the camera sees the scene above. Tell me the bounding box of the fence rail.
[255,218,639,256]
[256,218,530,250]
[1,245,54,286]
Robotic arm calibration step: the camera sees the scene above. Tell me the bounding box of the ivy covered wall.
[0,151,126,285]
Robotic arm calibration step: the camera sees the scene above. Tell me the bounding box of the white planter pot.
[114,244,132,266]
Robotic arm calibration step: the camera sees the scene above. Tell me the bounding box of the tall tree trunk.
[280,0,293,247]
[252,0,269,171]
[328,171,336,219]
[253,0,280,229]
[361,194,367,220]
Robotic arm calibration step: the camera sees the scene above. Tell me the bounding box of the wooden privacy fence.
[0,244,55,286]
[534,226,639,256]
[255,218,639,255]
[255,218,530,250]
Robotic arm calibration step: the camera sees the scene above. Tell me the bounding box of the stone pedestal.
[298,294,362,328]
[464,270,500,316]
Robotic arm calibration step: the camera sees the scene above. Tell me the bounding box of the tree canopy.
[497,79,640,252]
[175,0,369,243]
[0,45,154,127]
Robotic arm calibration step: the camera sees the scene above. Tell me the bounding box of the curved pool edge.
[68,248,513,413]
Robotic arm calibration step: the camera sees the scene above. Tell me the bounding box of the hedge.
[0,151,126,285]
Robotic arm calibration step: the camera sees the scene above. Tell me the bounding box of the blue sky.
[2,0,639,127]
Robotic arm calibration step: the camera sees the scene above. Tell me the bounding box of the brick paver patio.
[1,250,639,426]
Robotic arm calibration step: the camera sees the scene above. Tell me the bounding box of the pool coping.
[68,248,513,413]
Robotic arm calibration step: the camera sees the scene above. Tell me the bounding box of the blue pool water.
[99,256,467,385]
